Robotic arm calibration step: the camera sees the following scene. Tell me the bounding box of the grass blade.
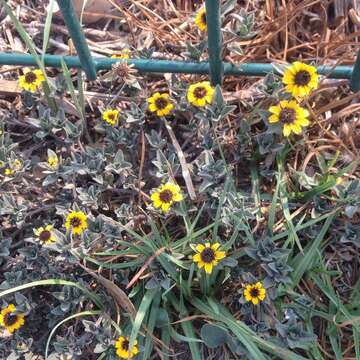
[42,0,55,59]
[290,214,336,287]
[0,279,103,309]
[129,288,157,353]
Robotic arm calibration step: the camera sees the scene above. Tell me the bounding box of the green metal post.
[205,0,223,86]
[350,51,360,92]
[56,0,97,81]
[0,53,355,79]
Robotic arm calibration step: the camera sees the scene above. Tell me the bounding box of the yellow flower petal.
[296,117,309,127]
[268,114,280,123]
[283,124,292,137]
[149,104,157,112]
[161,202,171,213]
[215,251,226,260]
[34,227,44,236]
[195,7,207,31]
[268,106,281,115]
[196,244,205,252]
[244,292,252,302]
[173,192,183,202]
[193,253,202,262]
[291,123,302,134]
[204,263,213,274]
[252,297,259,305]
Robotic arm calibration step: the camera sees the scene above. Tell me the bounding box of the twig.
[163,118,196,200]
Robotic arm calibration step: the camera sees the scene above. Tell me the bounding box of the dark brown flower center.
[4,313,18,326]
[294,70,311,86]
[200,248,215,263]
[250,287,259,298]
[159,189,173,203]
[193,86,207,99]
[107,113,115,120]
[155,98,168,110]
[121,339,129,351]
[24,72,37,84]
[70,217,82,227]
[279,108,296,124]
[39,230,51,242]
[201,12,207,25]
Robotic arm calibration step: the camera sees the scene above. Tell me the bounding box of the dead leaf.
[78,263,136,318]
[0,79,21,95]
[48,0,117,24]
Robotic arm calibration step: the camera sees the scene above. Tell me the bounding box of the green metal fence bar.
[205,0,223,85]
[350,51,360,91]
[0,53,354,79]
[56,0,97,80]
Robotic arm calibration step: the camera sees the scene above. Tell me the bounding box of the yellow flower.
[0,129,2,136]
[102,109,119,126]
[12,159,22,171]
[111,49,131,59]
[47,156,59,169]
[115,336,138,359]
[147,92,174,117]
[187,81,214,107]
[268,100,310,137]
[282,61,318,98]
[195,7,207,31]
[0,304,25,334]
[18,68,45,93]
[151,182,183,213]
[244,282,266,305]
[192,242,226,274]
[34,224,56,244]
[65,210,88,235]
[4,168,13,176]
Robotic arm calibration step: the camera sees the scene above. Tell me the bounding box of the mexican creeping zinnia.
[47,155,59,169]
[0,304,25,334]
[151,182,183,213]
[268,100,310,137]
[195,7,207,31]
[12,159,22,171]
[65,210,88,235]
[102,109,119,126]
[18,68,45,93]
[147,92,174,117]
[115,336,138,359]
[193,242,226,274]
[111,49,131,59]
[4,168,13,176]
[282,61,318,98]
[244,282,266,305]
[187,81,214,107]
[34,224,56,245]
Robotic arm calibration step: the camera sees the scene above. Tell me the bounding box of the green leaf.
[129,288,157,353]
[201,323,229,348]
